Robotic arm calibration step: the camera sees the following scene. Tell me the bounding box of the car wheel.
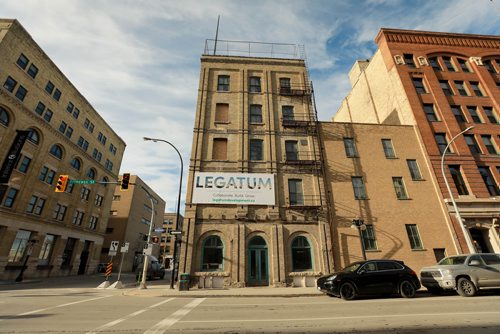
[399,280,416,298]
[427,287,443,295]
[339,282,357,300]
[457,277,476,297]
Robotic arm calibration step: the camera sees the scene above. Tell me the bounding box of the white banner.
[192,172,275,205]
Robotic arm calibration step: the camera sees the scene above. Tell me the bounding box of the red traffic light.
[55,175,69,192]
[120,173,130,191]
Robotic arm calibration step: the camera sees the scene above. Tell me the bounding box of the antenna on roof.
[214,15,220,56]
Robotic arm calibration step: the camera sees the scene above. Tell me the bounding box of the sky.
[2,0,499,212]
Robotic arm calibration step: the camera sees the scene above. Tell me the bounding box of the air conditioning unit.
[417,56,428,66]
[469,56,483,66]
[394,55,405,65]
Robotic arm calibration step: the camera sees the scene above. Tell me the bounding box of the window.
[249,139,263,160]
[351,177,367,200]
[291,236,312,271]
[26,195,45,215]
[423,104,438,121]
[217,75,229,91]
[16,54,29,69]
[285,140,298,161]
[58,121,67,134]
[77,136,89,151]
[405,224,423,250]
[89,216,98,230]
[435,133,449,155]
[73,107,80,119]
[449,165,469,195]
[38,234,56,265]
[361,225,377,251]
[280,78,291,94]
[249,104,262,123]
[404,54,415,68]
[455,81,469,96]
[478,166,500,196]
[381,139,396,158]
[429,57,441,71]
[212,138,227,160]
[70,157,81,170]
[15,85,27,101]
[17,155,31,173]
[407,160,423,180]
[3,188,18,208]
[392,177,408,199]
[464,135,481,155]
[484,60,497,73]
[113,195,121,201]
[61,238,76,268]
[35,101,45,115]
[282,106,294,121]
[43,109,53,123]
[201,236,223,271]
[443,56,456,72]
[4,76,17,92]
[439,80,453,96]
[467,106,482,123]
[8,230,31,262]
[80,187,90,201]
[0,106,9,126]
[97,132,107,145]
[53,203,67,221]
[481,135,497,154]
[109,144,117,155]
[65,127,73,139]
[451,105,467,123]
[53,89,61,101]
[27,64,38,78]
[105,159,113,172]
[288,179,304,205]
[95,194,104,207]
[343,138,358,158]
[27,129,39,144]
[66,182,74,194]
[45,81,54,94]
[458,59,470,73]
[84,118,94,133]
[92,148,98,159]
[249,76,261,93]
[483,107,498,124]
[66,102,74,114]
[49,144,63,159]
[413,78,426,93]
[72,210,85,225]
[470,82,484,97]
[215,103,228,123]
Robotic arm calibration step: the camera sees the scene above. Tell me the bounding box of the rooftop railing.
[204,39,305,60]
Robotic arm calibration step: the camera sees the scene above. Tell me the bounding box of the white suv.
[420,253,500,297]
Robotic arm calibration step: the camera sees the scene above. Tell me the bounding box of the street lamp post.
[351,219,367,261]
[143,137,183,289]
[440,126,476,254]
[139,186,155,289]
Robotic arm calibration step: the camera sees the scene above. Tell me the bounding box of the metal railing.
[204,39,306,60]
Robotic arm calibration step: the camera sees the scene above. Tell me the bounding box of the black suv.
[317,259,421,300]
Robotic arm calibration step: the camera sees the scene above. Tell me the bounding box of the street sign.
[143,243,153,255]
[109,240,119,256]
[69,179,96,185]
[120,242,129,253]
[169,230,182,235]
[154,228,166,233]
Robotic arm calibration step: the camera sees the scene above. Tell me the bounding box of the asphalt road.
[1,283,500,334]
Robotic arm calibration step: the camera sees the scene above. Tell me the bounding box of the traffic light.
[120,173,130,191]
[151,236,159,243]
[55,175,69,192]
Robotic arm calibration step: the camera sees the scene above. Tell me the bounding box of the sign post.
[117,242,129,282]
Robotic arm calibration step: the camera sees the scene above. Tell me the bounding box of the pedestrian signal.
[55,175,69,192]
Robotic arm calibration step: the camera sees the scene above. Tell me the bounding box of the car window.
[342,263,362,272]
[467,255,484,265]
[361,262,377,272]
[438,256,467,265]
[481,254,500,265]
[377,261,400,271]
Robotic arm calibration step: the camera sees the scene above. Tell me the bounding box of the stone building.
[160,212,183,269]
[178,41,332,288]
[0,19,125,280]
[334,28,500,254]
[102,175,165,273]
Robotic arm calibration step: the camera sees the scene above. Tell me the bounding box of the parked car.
[420,253,500,297]
[135,255,165,280]
[317,259,420,300]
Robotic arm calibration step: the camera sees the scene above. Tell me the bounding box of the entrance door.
[78,241,92,275]
[247,236,269,286]
[470,228,490,253]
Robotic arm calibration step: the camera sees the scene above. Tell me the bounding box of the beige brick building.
[334,29,500,254]
[0,19,125,280]
[160,212,183,269]
[178,41,332,288]
[102,175,165,273]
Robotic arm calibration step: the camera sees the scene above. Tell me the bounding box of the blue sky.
[2,0,499,211]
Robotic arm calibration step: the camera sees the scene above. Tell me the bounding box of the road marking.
[144,298,205,334]
[85,298,175,334]
[17,295,113,316]
[180,310,500,323]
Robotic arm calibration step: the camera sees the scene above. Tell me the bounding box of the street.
[1,276,500,333]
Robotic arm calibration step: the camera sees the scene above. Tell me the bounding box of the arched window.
[201,235,223,271]
[0,107,9,126]
[27,129,39,145]
[291,236,312,271]
[101,176,109,187]
[87,168,96,180]
[70,157,81,170]
[49,144,63,159]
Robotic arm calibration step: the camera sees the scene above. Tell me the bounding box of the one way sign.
[108,240,119,256]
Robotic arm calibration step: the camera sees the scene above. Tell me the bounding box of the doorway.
[247,236,269,286]
[78,240,92,275]
[470,228,490,253]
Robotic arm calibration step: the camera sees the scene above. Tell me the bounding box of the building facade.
[334,28,499,254]
[160,212,183,269]
[178,41,332,288]
[102,175,165,273]
[0,19,126,280]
